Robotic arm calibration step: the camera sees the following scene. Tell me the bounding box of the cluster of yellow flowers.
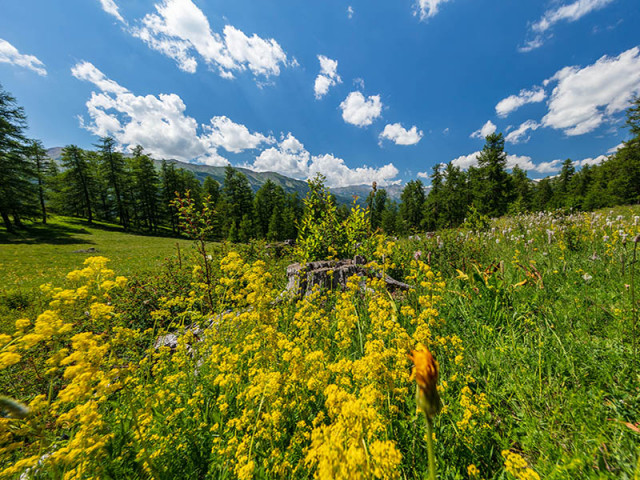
[502,450,541,480]
[1,257,127,479]
[1,250,514,479]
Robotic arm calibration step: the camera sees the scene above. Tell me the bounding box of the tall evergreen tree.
[203,176,221,205]
[221,166,254,239]
[440,163,468,227]
[130,146,160,231]
[27,140,51,224]
[60,145,94,223]
[399,180,425,233]
[476,133,510,217]
[366,183,388,231]
[253,180,285,238]
[97,136,129,228]
[0,85,35,230]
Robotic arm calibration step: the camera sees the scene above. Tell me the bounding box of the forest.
[2,84,640,241]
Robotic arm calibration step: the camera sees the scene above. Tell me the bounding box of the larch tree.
[0,85,35,231]
[27,140,51,224]
[476,133,510,218]
[97,136,129,228]
[60,145,94,223]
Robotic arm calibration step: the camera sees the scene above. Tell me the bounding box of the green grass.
[0,216,192,293]
[2,208,639,478]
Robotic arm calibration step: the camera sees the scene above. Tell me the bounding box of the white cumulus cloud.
[414,0,452,20]
[521,0,615,52]
[542,47,640,135]
[470,120,497,139]
[0,39,47,76]
[340,91,383,127]
[505,120,540,144]
[495,87,546,117]
[574,154,608,167]
[202,116,274,153]
[72,61,236,164]
[251,134,399,187]
[131,0,290,79]
[607,142,624,153]
[314,55,341,99]
[379,123,423,146]
[451,150,564,174]
[98,0,125,23]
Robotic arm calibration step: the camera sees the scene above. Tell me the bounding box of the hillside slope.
[45,148,402,203]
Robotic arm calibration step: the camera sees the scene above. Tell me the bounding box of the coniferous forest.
[2,84,640,240]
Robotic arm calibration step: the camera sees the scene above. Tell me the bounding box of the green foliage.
[295,174,372,262]
[0,84,37,230]
[463,204,490,231]
[399,179,425,233]
[3,206,640,479]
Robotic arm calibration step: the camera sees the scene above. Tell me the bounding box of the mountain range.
[45,147,403,204]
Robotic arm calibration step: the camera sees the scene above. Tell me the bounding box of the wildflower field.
[1,206,640,479]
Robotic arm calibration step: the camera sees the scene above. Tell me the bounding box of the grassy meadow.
[0,216,192,292]
[1,206,640,479]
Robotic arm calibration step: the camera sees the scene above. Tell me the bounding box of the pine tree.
[221,166,254,239]
[27,140,51,224]
[0,85,35,230]
[130,146,160,231]
[97,136,129,228]
[508,165,532,213]
[399,180,425,233]
[476,133,510,217]
[253,180,285,238]
[60,145,95,223]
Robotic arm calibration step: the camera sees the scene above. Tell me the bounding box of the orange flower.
[409,346,441,418]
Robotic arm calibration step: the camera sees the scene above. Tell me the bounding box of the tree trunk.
[1,209,13,232]
[38,181,47,224]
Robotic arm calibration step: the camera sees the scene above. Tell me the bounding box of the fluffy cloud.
[414,0,452,20]
[607,142,624,153]
[417,171,430,179]
[574,154,607,167]
[98,0,125,23]
[0,38,46,76]
[495,87,546,117]
[534,159,564,173]
[470,120,496,139]
[379,123,423,145]
[252,134,311,179]
[132,0,290,79]
[450,151,564,174]
[348,6,354,19]
[340,91,383,127]
[505,120,540,144]
[71,61,128,94]
[251,134,399,187]
[202,116,274,153]
[542,47,640,135]
[314,55,341,99]
[451,151,481,170]
[72,61,236,164]
[521,0,614,52]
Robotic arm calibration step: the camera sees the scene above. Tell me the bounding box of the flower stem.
[425,417,436,480]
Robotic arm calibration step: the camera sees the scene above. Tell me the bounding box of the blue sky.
[1,0,639,187]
